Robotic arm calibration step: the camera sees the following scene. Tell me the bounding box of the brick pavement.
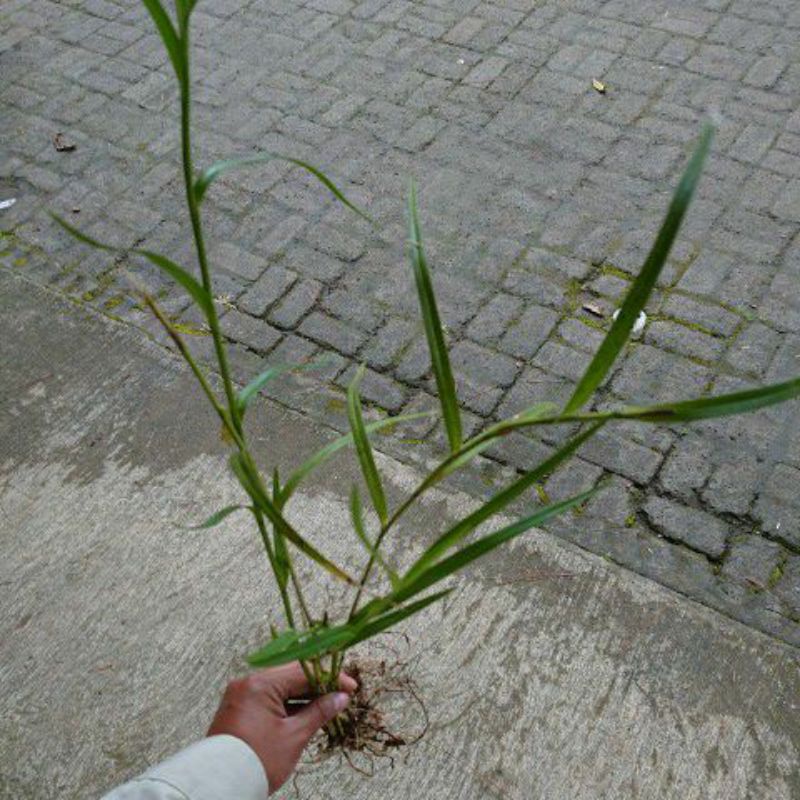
[1,0,799,646]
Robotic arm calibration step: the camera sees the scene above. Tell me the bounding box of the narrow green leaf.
[51,213,213,318]
[404,422,604,582]
[394,489,597,606]
[388,403,562,533]
[350,486,400,588]
[439,402,559,482]
[280,411,433,503]
[138,248,213,317]
[348,365,388,525]
[183,504,248,530]
[246,590,451,667]
[272,467,283,509]
[564,124,714,413]
[506,377,800,429]
[237,359,332,416]
[174,0,194,27]
[272,528,290,591]
[229,453,355,585]
[346,589,451,648]
[269,467,289,589]
[247,625,349,667]
[407,181,462,452]
[616,376,800,423]
[194,154,371,222]
[140,0,184,81]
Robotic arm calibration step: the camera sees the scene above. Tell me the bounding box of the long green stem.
[143,295,227,419]
[253,508,319,689]
[177,26,241,437]
[173,19,326,684]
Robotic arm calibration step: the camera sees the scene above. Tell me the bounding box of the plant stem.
[142,295,227,422]
[177,25,241,438]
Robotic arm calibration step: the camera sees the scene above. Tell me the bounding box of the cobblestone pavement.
[2,0,800,646]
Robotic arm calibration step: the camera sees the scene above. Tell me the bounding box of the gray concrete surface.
[2,271,799,799]
[2,0,800,645]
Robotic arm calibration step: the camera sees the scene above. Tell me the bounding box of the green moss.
[12,256,27,267]
[326,396,346,413]
[534,483,551,505]
[624,514,636,528]
[576,316,606,332]
[376,419,399,436]
[767,562,785,589]
[563,278,582,313]
[172,322,209,336]
[103,295,125,311]
[600,263,632,281]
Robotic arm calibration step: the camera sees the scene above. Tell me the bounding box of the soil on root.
[297,647,428,784]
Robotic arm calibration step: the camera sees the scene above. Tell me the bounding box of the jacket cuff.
[141,735,269,800]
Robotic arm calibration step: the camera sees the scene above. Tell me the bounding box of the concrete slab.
[1,270,798,799]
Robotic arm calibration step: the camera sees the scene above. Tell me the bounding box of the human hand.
[207,663,357,792]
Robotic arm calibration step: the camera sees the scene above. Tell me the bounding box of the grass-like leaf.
[408,180,462,452]
[346,589,451,648]
[230,453,355,585]
[51,213,213,318]
[564,124,715,413]
[403,422,604,583]
[463,376,800,438]
[247,589,450,667]
[280,411,432,504]
[614,376,800,423]
[183,504,249,530]
[348,365,388,525]
[391,488,597,606]
[350,486,399,588]
[140,0,184,81]
[236,358,332,417]
[193,153,372,222]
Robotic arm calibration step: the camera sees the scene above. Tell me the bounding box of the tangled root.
[295,639,428,786]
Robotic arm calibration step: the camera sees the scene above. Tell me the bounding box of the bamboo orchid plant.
[54,1,800,707]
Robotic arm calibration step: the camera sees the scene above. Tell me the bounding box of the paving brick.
[336,363,407,412]
[268,278,323,328]
[744,56,787,88]
[772,180,800,222]
[220,309,282,354]
[499,304,560,359]
[449,340,520,416]
[612,345,712,404]
[362,318,418,369]
[466,293,524,345]
[722,536,785,589]
[662,294,741,336]
[772,556,800,616]
[724,322,781,377]
[643,495,728,558]
[463,57,508,89]
[644,320,725,363]
[299,311,365,355]
[754,463,800,549]
[237,265,297,316]
[702,457,765,517]
[727,123,776,164]
[497,366,572,419]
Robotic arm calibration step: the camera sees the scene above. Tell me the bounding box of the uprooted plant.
[54,1,800,757]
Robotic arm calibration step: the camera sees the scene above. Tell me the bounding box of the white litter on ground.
[612,308,647,336]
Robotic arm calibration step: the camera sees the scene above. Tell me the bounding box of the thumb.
[291,692,351,738]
